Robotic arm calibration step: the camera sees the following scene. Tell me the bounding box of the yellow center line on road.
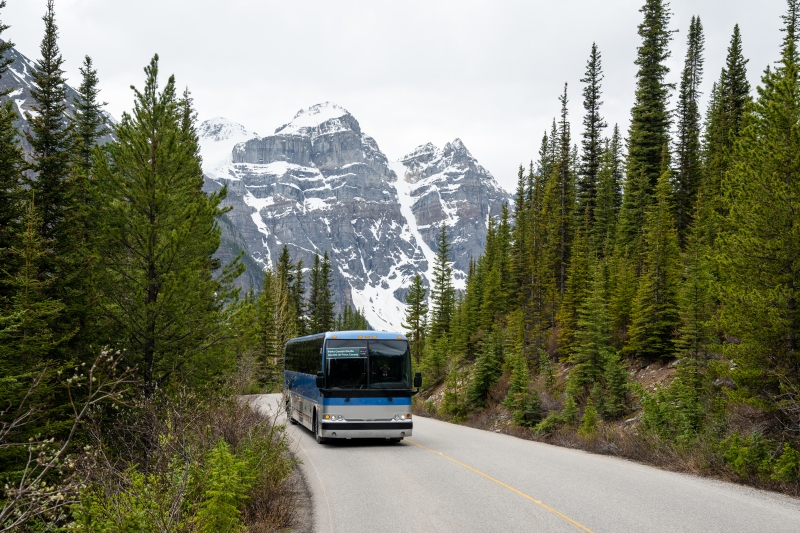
[407,439,595,533]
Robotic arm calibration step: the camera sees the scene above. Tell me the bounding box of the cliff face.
[199,103,510,330]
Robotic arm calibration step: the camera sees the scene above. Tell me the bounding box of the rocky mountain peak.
[274,101,361,138]
[200,104,510,330]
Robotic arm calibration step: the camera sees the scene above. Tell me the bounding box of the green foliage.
[626,157,681,360]
[92,55,241,392]
[577,42,607,223]
[308,252,334,334]
[674,16,705,242]
[716,2,800,403]
[772,443,800,482]
[579,398,600,437]
[335,304,369,331]
[429,223,455,342]
[466,332,503,409]
[720,432,772,479]
[195,440,255,533]
[442,356,468,421]
[403,274,428,365]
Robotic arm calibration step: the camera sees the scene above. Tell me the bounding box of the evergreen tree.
[557,212,591,357]
[627,150,681,360]
[571,261,612,388]
[674,16,705,244]
[256,269,281,381]
[72,56,107,174]
[594,129,623,253]
[403,274,428,365]
[308,252,334,334]
[291,259,306,336]
[717,1,800,397]
[429,223,455,341]
[701,24,751,245]
[466,332,503,409]
[24,0,76,356]
[578,43,607,222]
[542,85,575,298]
[335,304,369,331]
[92,55,238,393]
[618,0,674,249]
[26,0,72,267]
[0,9,24,306]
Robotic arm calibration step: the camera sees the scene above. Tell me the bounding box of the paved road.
[252,394,800,533]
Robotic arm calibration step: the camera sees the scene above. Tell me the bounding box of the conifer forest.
[407,0,800,495]
[0,0,800,530]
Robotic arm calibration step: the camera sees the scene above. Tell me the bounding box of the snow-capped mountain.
[0,41,114,154]
[201,102,509,330]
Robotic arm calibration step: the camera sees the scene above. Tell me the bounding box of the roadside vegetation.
[407,0,800,497]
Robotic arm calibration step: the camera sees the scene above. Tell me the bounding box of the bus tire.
[314,414,328,444]
[389,437,402,443]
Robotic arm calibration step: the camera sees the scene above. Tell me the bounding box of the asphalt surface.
[252,394,800,533]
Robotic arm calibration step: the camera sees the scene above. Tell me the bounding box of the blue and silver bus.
[284,330,422,443]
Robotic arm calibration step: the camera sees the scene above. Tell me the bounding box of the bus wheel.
[389,437,402,443]
[314,414,328,444]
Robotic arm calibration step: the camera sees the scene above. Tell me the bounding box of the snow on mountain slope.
[198,117,258,180]
[199,104,510,331]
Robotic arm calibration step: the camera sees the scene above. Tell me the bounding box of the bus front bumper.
[319,421,412,439]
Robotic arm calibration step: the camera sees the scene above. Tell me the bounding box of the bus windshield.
[325,339,411,389]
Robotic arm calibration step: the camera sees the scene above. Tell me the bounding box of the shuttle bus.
[284,330,422,443]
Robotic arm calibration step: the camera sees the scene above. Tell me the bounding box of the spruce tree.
[542,85,575,298]
[594,130,623,253]
[701,24,751,245]
[618,0,674,249]
[466,332,503,409]
[674,16,705,243]
[626,149,681,360]
[572,261,612,388]
[578,43,607,223]
[72,56,108,174]
[291,259,306,336]
[403,274,428,365]
[92,55,236,393]
[257,268,280,380]
[26,0,72,264]
[717,1,800,396]
[429,223,455,342]
[0,8,24,305]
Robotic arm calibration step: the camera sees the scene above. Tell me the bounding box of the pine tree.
[542,85,575,298]
[0,200,66,365]
[674,16,705,244]
[466,332,503,409]
[72,56,107,174]
[26,0,72,267]
[703,24,751,198]
[403,274,428,365]
[618,0,674,249]
[578,43,607,222]
[571,261,612,388]
[92,55,237,393]
[291,259,306,336]
[429,223,455,342]
[308,252,334,334]
[557,212,591,358]
[257,268,281,382]
[308,254,322,333]
[0,0,23,302]
[627,149,681,360]
[717,1,800,396]
[23,0,77,356]
[594,129,623,253]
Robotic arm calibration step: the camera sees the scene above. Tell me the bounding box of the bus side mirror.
[414,372,422,388]
[316,371,325,389]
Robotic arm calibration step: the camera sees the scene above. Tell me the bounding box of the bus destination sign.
[326,347,367,358]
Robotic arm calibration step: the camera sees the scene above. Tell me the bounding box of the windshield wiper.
[375,379,393,402]
[344,373,365,403]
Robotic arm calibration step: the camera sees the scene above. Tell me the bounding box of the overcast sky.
[3,0,790,192]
